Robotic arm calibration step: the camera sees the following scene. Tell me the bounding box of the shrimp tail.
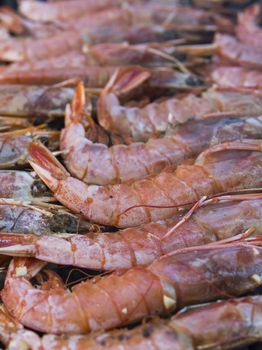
[105,66,151,96]
[28,141,69,192]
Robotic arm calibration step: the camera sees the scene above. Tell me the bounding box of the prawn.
[2,236,262,334]
[62,82,262,185]
[3,295,262,349]
[0,192,261,269]
[97,67,262,141]
[28,139,262,227]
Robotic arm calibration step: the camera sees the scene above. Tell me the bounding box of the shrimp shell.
[3,295,262,349]
[98,67,262,141]
[2,237,262,334]
[0,193,261,269]
[28,139,262,227]
[62,82,262,184]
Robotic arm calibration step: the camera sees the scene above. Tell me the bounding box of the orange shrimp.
[214,33,262,69]
[2,295,262,349]
[212,66,262,90]
[0,193,261,270]
[97,67,262,141]
[2,237,262,334]
[28,139,262,227]
[61,82,262,185]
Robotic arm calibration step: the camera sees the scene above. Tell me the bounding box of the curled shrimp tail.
[104,66,151,96]
[28,141,69,192]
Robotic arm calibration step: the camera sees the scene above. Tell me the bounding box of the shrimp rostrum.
[62,82,262,185]
[2,236,262,334]
[29,139,262,227]
[0,192,261,270]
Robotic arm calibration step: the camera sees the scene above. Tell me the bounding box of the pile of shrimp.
[0,0,261,350]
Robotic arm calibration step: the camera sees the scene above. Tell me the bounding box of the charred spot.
[109,195,113,199]
[31,179,50,197]
[49,214,78,233]
[185,75,204,86]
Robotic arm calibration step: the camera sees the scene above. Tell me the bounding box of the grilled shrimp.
[0,200,99,235]
[97,67,262,141]
[0,171,51,201]
[212,66,262,90]
[2,237,262,334]
[62,82,262,185]
[0,193,261,270]
[0,84,74,118]
[214,33,262,69]
[29,139,262,227]
[0,127,59,169]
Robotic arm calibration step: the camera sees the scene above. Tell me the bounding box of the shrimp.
[62,82,262,185]
[214,33,262,69]
[2,237,262,334]
[28,139,262,227]
[0,171,51,201]
[0,127,59,169]
[0,200,100,235]
[212,66,262,90]
[0,84,74,119]
[19,0,124,22]
[0,192,261,269]
[97,67,262,141]
[3,295,262,349]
